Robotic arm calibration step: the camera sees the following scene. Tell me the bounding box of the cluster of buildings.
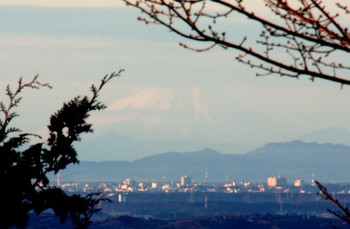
[56,174,340,196]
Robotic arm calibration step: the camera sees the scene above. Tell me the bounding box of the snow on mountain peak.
[95,86,218,134]
[108,88,174,111]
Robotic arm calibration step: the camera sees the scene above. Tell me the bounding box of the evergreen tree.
[0,70,123,228]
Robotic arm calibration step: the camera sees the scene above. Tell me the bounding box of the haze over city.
[1,0,350,161]
[3,1,350,228]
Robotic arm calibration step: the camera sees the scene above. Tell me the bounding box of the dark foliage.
[0,70,123,228]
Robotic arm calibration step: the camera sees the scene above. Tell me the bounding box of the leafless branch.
[124,0,350,85]
[316,180,350,225]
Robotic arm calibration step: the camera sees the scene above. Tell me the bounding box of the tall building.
[267,176,287,187]
[151,182,158,189]
[276,176,287,186]
[180,175,192,187]
[294,179,303,187]
[267,177,277,187]
[124,178,136,187]
[311,173,315,186]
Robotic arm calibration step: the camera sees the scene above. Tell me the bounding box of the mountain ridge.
[60,140,350,183]
[76,127,350,161]
[299,127,350,146]
[245,140,350,156]
[76,133,250,161]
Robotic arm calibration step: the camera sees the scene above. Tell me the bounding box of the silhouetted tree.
[124,0,350,86]
[0,70,123,228]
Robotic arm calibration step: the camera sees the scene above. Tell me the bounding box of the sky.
[0,1,350,160]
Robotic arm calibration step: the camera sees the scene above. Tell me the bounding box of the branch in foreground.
[316,180,350,225]
[124,0,350,86]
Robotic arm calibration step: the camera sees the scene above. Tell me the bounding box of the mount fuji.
[90,86,224,141]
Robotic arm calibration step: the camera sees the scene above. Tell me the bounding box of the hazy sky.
[1,1,350,158]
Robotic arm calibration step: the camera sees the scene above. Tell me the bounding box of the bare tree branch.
[316,180,350,225]
[124,0,350,85]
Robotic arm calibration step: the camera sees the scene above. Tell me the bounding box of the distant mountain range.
[299,127,350,146]
[75,133,250,161]
[75,127,350,162]
[60,140,350,183]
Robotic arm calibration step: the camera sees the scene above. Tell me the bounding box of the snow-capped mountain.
[90,86,222,141]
